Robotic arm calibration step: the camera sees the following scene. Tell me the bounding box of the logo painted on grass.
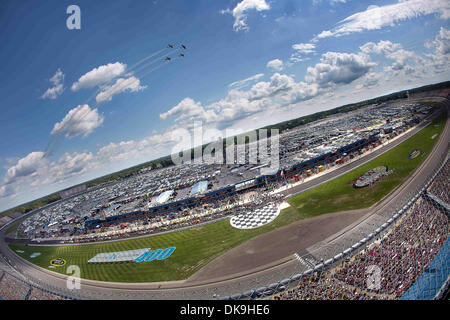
[50,258,66,267]
[87,247,176,263]
[30,252,41,258]
[408,149,422,160]
[134,247,176,262]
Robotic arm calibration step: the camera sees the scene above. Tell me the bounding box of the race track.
[0,97,448,300]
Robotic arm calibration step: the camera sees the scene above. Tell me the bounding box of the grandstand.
[270,195,448,300]
[0,249,72,300]
[0,266,68,300]
[59,184,87,199]
[428,160,449,204]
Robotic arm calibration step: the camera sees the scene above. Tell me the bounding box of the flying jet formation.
[44,43,187,157]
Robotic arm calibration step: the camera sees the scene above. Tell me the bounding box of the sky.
[0,0,449,211]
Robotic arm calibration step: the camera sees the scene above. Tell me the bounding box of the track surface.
[0,98,448,299]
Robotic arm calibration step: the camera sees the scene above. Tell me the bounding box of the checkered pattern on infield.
[230,202,280,230]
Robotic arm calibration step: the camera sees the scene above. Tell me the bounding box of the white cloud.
[426,27,450,55]
[41,68,65,99]
[93,128,185,166]
[160,50,376,130]
[292,43,316,54]
[223,0,270,32]
[316,0,450,39]
[361,40,417,71]
[161,72,320,130]
[420,27,450,76]
[360,40,402,55]
[246,72,296,100]
[51,104,104,139]
[71,62,127,91]
[160,97,218,124]
[385,49,417,71]
[0,184,16,198]
[42,84,64,100]
[305,52,376,88]
[355,72,382,89]
[43,152,96,185]
[3,151,46,185]
[266,59,284,71]
[0,128,182,201]
[436,27,450,55]
[291,42,317,62]
[228,73,265,89]
[95,76,147,103]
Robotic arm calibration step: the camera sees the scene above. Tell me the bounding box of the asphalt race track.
[0,97,448,300]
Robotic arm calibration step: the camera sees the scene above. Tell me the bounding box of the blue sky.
[0,0,449,211]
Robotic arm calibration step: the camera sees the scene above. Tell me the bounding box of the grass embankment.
[8,111,446,283]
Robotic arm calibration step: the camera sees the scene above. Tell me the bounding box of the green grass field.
[7,111,446,283]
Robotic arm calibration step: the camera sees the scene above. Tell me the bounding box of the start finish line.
[87,247,176,263]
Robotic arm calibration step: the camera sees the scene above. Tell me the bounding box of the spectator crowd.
[428,160,449,204]
[273,195,449,300]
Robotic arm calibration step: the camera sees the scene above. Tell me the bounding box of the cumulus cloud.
[355,72,382,89]
[305,52,376,88]
[160,97,218,124]
[316,0,450,39]
[41,68,65,99]
[71,62,127,91]
[435,27,450,55]
[426,27,450,55]
[3,151,46,185]
[160,72,319,129]
[51,104,104,139]
[247,72,296,100]
[0,128,181,200]
[360,40,402,55]
[0,184,16,198]
[420,27,450,76]
[385,49,417,71]
[160,49,376,130]
[0,149,100,200]
[266,59,284,71]
[95,76,147,103]
[42,152,96,185]
[222,0,270,32]
[361,40,417,71]
[95,128,184,165]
